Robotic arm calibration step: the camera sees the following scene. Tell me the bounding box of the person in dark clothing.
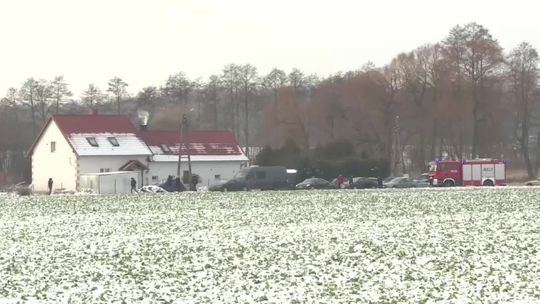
[377,176,383,188]
[130,177,137,193]
[175,177,186,192]
[48,178,53,195]
[190,175,199,191]
[348,176,354,186]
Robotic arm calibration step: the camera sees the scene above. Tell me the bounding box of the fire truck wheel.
[443,180,454,187]
[483,180,494,186]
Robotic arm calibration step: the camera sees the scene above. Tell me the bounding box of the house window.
[50,141,56,153]
[152,176,158,181]
[100,168,110,173]
[214,174,221,180]
[107,137,119,147]
[160,144,171,153]
[86,137,98,147]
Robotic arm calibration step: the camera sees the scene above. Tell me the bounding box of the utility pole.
[176,114,193,189]
[176,115,183,178]
[184,115,193,190]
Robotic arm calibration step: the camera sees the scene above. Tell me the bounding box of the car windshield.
[384,177,396,183]
[233,169,250,179]
[415,174,428,181]
[305,178,323,184]
[429,163,437,172]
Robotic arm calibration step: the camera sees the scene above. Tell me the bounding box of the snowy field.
[1,188,540,303]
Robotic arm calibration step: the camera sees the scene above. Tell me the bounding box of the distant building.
[28,111,248,193]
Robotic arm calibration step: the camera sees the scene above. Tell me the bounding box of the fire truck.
[428,159,506,187]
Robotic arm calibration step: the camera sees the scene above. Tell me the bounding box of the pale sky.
[1,0,539,98]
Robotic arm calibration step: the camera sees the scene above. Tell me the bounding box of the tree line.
[1,22,540,185]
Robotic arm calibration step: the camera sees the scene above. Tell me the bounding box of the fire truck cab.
[429,159,506,187]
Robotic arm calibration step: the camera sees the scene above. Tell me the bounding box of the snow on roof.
[69,133,152,156]
[152,154,249,162]
[28,113,246,160]
[80,171,138,176]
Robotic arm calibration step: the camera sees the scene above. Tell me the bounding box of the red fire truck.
[428,159,506,187]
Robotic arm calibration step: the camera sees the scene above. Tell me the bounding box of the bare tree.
[163,72,193,106]
[445,23,503,158]
[35,79,53,123]
[288,68,305,91]
[237,64,259,160]
[507,42,539,178]
[137,86,158,109]
[204,75,222,129]
[51,76,72,114]
[107,77,128,114]
[382,61,401,172]
[263,68,287,105]
[82,84,104,107]
[19,78,39,136]
[222,64,241,135]
[2,88,21,148]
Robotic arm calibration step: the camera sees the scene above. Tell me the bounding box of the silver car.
[412,174,431,187]
[383,177,416,188]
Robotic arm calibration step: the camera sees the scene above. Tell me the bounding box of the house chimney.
[88,108,98,115]
[137,110,149,131]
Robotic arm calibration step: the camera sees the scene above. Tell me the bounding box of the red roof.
[140,130,243,155]
[53,114,138,134]
[28,113,244,157]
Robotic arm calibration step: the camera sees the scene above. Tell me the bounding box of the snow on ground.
[0,188,539,303]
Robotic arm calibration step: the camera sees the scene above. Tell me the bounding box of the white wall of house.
[148,161,246,187]
[32,121,78,192]
[79,155,150,186]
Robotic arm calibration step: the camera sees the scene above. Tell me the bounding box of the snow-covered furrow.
[0,188,539,303]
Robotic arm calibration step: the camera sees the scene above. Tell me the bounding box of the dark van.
[209,166,288,191]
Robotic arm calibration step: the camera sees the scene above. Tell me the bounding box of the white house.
[139,130,249,187]
[29,112,152,193]
[29,111,248,193]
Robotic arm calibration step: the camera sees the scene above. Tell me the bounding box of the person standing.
[337,174,345,188]
[130,177,137,193]
[47,178,53,195]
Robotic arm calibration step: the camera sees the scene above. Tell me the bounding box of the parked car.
[209,166,289,191]
[383,177,416,188]
[525,178,540,186]
[296,178,334,190]
[345,177,379,189]
[412,173,431,187]
[383,176,397,183]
